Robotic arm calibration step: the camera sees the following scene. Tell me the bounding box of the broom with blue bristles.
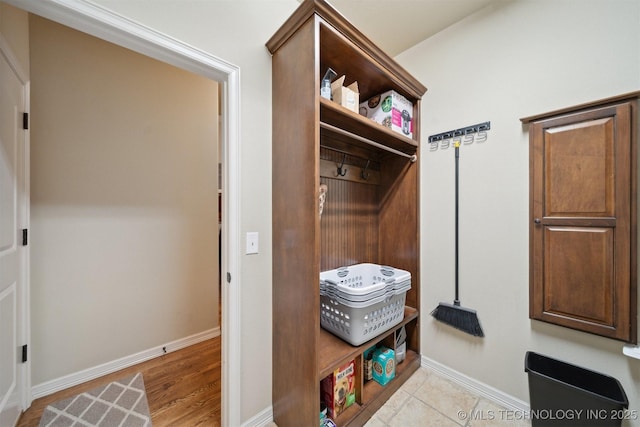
[431,141,484,337]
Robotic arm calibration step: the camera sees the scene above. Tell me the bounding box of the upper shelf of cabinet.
[318,22,424,106]
[317,11,427,155]
[266,0,427,103]
[320,97,418,156]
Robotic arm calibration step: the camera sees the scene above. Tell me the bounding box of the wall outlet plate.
[246,232,259,254]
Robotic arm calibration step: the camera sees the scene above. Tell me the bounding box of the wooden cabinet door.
[530,101,637,343]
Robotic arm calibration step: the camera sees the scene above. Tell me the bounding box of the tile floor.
[363,367,531,427]
[268,367,531,427]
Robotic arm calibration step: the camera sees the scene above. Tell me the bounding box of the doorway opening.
[2,1,242,426]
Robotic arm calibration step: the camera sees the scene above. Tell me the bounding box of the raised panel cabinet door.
[530,101,636,342]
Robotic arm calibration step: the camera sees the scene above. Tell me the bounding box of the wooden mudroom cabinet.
[523,92,639,343]
[267,1,427,426]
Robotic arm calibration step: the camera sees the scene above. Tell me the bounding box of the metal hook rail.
[320,122,418,163]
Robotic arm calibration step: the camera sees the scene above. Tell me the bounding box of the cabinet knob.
[534,218,541,224]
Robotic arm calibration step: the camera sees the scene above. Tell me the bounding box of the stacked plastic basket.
[320,263,411,346]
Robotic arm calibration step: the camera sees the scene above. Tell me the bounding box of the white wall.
[396,0,640,423]
[29,15,219,384]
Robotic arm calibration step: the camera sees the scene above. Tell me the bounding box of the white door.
[0,38,29,427]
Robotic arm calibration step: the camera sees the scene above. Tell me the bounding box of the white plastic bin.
[320,263,411,346]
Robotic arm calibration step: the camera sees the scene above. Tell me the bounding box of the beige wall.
[397,0,640,423]
[0,2,29,72]
[29,15,219,384]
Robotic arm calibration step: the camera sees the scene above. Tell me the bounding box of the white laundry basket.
[320,263,411,346]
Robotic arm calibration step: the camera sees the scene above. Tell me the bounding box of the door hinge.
[22,229,28,246]
[23,112,29,130]
[22,344,28,363]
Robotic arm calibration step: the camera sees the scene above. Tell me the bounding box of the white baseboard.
[421,355,530,412]
[32,327,220,400]
[241,406,274,427]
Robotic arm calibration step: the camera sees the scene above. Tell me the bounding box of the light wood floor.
[16,337,221,427]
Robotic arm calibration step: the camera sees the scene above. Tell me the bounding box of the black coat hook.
[336,154,347,177]
[361,160,370,180]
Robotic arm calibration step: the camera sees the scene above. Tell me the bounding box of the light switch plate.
[246,232,259,254]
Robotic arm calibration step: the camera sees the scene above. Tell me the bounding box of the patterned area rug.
[38,373,152,427]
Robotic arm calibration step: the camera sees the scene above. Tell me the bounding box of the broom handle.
[454,142,460,305]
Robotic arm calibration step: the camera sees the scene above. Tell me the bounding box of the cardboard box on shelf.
[359,90,413,138]
[372,347,395,386]
[363,345,377,381]
[331,75,359,113]
[321,359,357,419]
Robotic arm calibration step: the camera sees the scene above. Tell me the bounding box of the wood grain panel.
[320,176,379,271]
[379,155,419,310]
[544,227,613,324]
[545,117,614,217]
[270,15,320,427]
[530,98,637,342]
[320,148,380,272]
